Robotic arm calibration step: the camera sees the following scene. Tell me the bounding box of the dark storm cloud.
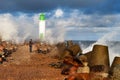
[0,0,118,14]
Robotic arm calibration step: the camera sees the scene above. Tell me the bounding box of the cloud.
[82,30,120,65]
[54,9,64,18]
[0,8,120,43]
[45,9,120,41]
[0,0,117,14]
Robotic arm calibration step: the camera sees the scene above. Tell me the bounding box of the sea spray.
[83,31,120,65]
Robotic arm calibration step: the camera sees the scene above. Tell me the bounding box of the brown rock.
[68,44,82,56]
[85,44,110,73]
[66,40,74,47]
[110,56,120,75]
[111,64,120,80]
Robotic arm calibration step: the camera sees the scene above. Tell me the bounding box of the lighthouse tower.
[39,13,46,40]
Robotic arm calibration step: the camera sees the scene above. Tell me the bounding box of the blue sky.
[0,0,118,14]
[0,0,120,41]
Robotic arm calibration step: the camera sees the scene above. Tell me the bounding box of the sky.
[0,0,120,41]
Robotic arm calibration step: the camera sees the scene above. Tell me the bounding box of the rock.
[77,62,90,73]
[77,55,88,63]
[75,73,90,80]
[85,44,110,73]
[66,40,74,47]
[111,64,120,80]
[110,56,120,75]
[68,44,82,56]
[90,65,105,72]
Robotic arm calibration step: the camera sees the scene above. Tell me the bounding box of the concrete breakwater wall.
[85,44,110,73]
